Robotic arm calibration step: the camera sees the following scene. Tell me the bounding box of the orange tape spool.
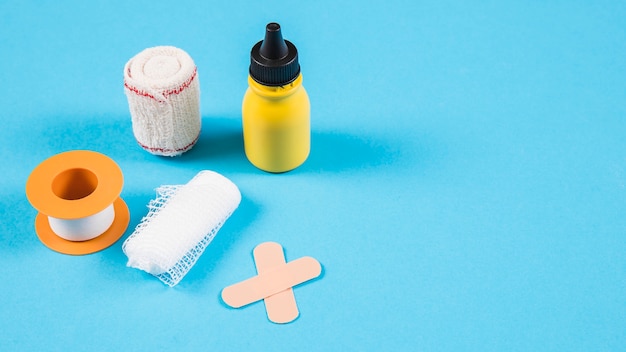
[25,150,130,255]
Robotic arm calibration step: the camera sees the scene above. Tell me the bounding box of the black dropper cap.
[250,23,300,86]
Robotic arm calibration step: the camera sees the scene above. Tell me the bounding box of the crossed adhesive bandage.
[221,242,322,324]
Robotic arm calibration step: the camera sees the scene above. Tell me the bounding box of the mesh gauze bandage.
[124,46,201,156]
[122,171,241,286]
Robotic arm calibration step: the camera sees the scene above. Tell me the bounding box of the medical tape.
[25,150,130,255]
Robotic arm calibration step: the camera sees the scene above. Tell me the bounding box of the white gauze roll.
[122,171,241,286]
[124,46,201,156]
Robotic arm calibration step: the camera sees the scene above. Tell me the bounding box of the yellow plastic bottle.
[242,23,310,173]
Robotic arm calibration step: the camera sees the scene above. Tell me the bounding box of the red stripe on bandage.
[124,67,198,102]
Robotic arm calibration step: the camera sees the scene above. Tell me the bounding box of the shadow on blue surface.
[162,115,251,172]
[168,116,401,174]
[174,116,245,160]
[22,113,403,175]
[305,131,400,172]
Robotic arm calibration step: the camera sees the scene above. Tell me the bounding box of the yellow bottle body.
[242,74,310,173]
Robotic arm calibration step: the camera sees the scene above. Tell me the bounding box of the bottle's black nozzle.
[259,23,289,60]
[250,22,300,86]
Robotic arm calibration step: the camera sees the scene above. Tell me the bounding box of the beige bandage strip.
[253,242,299,323]
[221,242,321,323]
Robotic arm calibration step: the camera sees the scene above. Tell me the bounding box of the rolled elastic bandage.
[124,46,201,156]
[122,171,241,286]
[222,242,322,324]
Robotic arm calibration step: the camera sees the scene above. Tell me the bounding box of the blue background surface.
[1,0,625,350]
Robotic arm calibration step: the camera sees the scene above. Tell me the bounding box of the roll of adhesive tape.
[124,46,201,156]
[25,150,130,255]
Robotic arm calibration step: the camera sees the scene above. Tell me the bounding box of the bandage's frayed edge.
[155,215,231,287]
[137,134,200,156]
[122,174,240,287]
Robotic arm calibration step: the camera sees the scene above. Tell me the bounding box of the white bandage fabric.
[124,46,201,156]
[122,171,241,287]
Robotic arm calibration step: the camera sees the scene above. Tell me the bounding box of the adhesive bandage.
[221,242,322,324]
[122,171,241,287]
[253,242,299,323]
[124,46,201,156]
[25,150,130,255]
